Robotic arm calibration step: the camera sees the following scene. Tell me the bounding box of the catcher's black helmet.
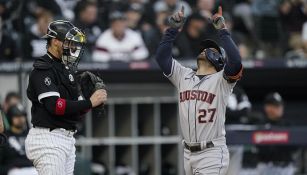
[43,20,86,72]
[42,20,75,41]
[199,40,226,71]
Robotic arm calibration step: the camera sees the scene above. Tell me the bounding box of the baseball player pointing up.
[156,6,243,175]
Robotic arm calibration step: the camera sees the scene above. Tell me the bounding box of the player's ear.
[52,38,61,47]
[51,38,57,47]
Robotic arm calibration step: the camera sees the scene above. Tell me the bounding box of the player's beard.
[197,54,206,61]
[197,53,208,67]
[58,45,64,58]
[197,54,215,71]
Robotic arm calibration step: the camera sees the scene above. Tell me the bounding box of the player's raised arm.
[155,6,185,75]
[212,7,243,82]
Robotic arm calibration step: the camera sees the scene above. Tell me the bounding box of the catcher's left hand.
[212,6,226,30]
[78,71,106,114]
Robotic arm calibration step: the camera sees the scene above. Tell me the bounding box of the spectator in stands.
[125,3,143,31]
[251,0,280,18]
[22,11,53,60]
[196,0,215,19]
[93,11,148,62]
[226,86,251,124]
[1,92,21,131]
[303,22,307,58]
[120,0,156,28]
[285,33,306,60]
[0,105,37,175]
[280,0,307,58]
[251,0,283,58]
[0,16,19,62]
[196,0,224,44]
[143,11,169,56]
[256,92,297,175]
[232,0,254,34]
[261,92,285,126]
[174,13,207,58]
[154,0,192,17]
[74,0,102,61]
[28,0,61,19]
[0,0,8,18]
[280,0,307,35]
[35,0,76,20]
[232,0,258,58]
[121,0,156,27]
[224,12,253,60]
[2,92,21,114]
[237,42,252,60]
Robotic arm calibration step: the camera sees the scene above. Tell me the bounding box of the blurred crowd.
[0,0,306,63]
[0,92,36,175]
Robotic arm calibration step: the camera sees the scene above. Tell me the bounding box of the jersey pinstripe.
[25,128,76,175]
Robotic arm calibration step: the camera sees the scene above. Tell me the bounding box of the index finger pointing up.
[181,5,185,15]
[218,6,222,15]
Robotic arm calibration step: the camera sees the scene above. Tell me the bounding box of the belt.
[33,125,75,132]
[184,141,215,152]
[33,126,56,132]
[33,126,76,136]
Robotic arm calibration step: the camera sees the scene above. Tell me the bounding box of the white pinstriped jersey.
[166,59,236,143]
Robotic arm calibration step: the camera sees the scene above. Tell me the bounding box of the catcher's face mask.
[62,27,86,71]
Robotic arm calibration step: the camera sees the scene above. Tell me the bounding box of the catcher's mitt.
[78,71,106,114]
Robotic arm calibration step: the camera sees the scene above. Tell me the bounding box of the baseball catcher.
[25,20,107,175]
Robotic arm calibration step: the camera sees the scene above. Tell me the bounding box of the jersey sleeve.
[221,70,237,87]
[223,66,243,83]
[165,59,191,89]
[219,70,237,104]
[31,69,60,102]
[218,29,243,83]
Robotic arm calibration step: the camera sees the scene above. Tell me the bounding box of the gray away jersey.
[166,59,236,143]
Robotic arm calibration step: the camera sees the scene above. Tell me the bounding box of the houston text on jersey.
[179,90,216,104]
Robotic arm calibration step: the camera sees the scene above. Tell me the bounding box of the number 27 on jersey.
[198,108,216,123]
